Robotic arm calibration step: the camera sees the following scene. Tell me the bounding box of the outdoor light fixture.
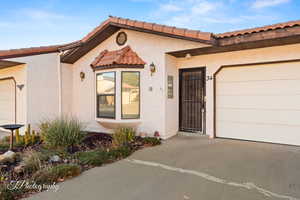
[185,53,192,59]
[80,72,85,81]
[17,84,24,91]
[150,62,156,76]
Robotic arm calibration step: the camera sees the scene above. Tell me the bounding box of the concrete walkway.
[27,136,300,200]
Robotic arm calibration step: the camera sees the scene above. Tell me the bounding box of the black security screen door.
[179,68,205,133]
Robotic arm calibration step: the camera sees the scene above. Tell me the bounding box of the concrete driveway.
[27,136,300,200]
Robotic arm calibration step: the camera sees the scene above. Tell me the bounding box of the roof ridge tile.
[217,19,300,38]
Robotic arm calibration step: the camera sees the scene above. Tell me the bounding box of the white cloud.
[160,3,182,12]
[21,9,66,20]
[149,0,282,33]
[252,0,290,9]
[191,1,219,15]
[155,0,230,28]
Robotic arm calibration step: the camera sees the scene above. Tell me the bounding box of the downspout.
[0,77,17,124]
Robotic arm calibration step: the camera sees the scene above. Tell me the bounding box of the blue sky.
[0,0,299,49]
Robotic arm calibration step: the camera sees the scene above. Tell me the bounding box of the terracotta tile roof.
[3,16,300,62]
[82,16,213,43]
[216,19,300,38]
[91,46,146,69]
[0,41,81,59]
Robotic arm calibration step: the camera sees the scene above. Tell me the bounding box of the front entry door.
[179,68,205,133]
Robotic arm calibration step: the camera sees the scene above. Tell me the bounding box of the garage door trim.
[0,77,17,124]
[213,58,300,139]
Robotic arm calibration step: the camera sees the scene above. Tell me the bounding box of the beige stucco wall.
[176,43,300,138]
[2,34,299,141]
[61,63,73,116]
[0,64,27,132]
[9,53,61,131]
[165,55,179,138]
[1,30,299,142]
[71,29,208,138]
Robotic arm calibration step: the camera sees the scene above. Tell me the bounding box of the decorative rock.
[49,155,61,163]
[14,164,25,174]
[0,150,16,164]
[2,150,15,157]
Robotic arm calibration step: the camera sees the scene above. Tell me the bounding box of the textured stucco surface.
[8,53,61,132]
[0,64,26,132]
[70,28,208,138]
[176,43,300,138]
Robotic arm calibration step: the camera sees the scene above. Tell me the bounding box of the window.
[121,72,140,119]
[97,72,115,118]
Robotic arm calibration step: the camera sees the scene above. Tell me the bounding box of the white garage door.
[216,61,300,146]
[0,79,15,128]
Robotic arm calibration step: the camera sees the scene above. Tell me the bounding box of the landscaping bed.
[0,118,161,200]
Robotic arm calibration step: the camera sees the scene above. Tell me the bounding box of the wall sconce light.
[17,84,24,91]
[150,62,156,76]
[185,53,192,59]
[80,72,85,81]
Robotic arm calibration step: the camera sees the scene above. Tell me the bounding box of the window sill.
[96,118,142,129]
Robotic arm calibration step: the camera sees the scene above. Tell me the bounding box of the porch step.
[177,131,208,137]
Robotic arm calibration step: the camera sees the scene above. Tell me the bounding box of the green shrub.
[143,137,161,146]
[109,146,133,159]
[112,128,135,147]
[40,117,85,149]
[75,146,133,166]
[32,164,81,184]
[50,164,81,179]
[0,183,26,200]
[39,147,69,160]
[0,143,9,152]
[21,149,43,173]
[0,134,40,150]
[0,184,15,200]
[75,151,109,166]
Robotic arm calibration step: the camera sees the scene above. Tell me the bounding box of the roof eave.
[0,42,80,60]
[168,26,300,58]
[61,22,215,64]
[0,59,24,69]
[92,64,145,71]
[0,49,60,60]
[109,22,215,45]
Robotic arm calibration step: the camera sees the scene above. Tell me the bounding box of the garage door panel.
[218,63,300,82]
[217,121,300,146]
[217,95,300,110]
[217,108,300,125]
[217,79,300,96]
[0,80,14,126]
[216,61,300,145]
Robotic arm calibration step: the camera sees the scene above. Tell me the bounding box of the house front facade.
[1,16,300,145]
